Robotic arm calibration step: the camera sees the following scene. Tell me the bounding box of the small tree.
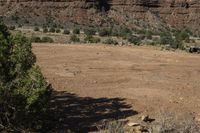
[0,21,52,131]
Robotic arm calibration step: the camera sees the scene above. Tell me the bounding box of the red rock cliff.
[0,0,199,34]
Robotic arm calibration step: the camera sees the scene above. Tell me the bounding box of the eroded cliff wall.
[0,0,199,34]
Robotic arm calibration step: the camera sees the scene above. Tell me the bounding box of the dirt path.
[33,44,200,132]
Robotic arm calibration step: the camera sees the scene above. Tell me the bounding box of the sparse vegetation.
[70,35,80,42]
[97,121,125,133]
[103,38,118,45]
[49,27,56,33]
[63,29,70,34]
[34,27,40,32]
[84,35,101,43]
[99,28,112,37]
[84,28,96,36]
[43,27,48,33]
[127,35,141,45]
[73,28,80,34]
[9,25,16,30]
[56,28,61,33]
[41,36,54,43]
[31,36,42,43]
[31,36,54,43]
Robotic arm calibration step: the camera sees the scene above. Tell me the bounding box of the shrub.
[49,27,56,33]
[70,35,80,42]
[34,27,40,32]
[31,36,42,43]
[84,28,96,36]
[31,36,54,43]
[119,27,132,37]
[160,32,174,45]
[43,27,48,33]
[84,35,101,43]
[9,25,16,30]
[175,30,190,41]
[56,29,61,33]
[73,28,80,34]
[63,29,70,34]
[103,38,118,45]
[97,121,125,133]
[99,28,112,36]
[0,21,51,131]
[18,24,22,28]
[160,32,184,50]
[111,27,120,36]
[145,30,153,39]
[41,36,54,43]
[127,35,141,45]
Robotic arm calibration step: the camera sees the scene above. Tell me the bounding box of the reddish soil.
[33,44,200,132]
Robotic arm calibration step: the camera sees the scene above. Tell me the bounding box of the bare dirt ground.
[33,43,200,132]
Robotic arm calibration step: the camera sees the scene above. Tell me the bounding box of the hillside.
[0,0,200,35]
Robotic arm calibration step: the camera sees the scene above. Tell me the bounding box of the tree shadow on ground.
[48,91,138,133]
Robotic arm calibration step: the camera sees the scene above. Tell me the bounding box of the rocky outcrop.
[0,0,200,34]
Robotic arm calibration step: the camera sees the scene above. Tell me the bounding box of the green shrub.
[160,32,184,49]
[31,36,54,43]
[49,27,56,33]
[84,28,96,36]
[0,21,51,131]
[41,36,54,43]
[70,35,80,42]
[119,27,132,37]
[175,30,190,41]
[99,28,112,36]
[145,30,153,39]
[31,36,42,43]
[160,32,174,45]
[127,35,141,45]
[18,24,22,28]
[98,121,125,133]
[9,25,16,30]
[63,29,70,34]
[73,28,80,34]
[84,35,101,43]
[34,27,40,32]
[56,29,61,33]
[103,38,118,45]
[43,27,48,33]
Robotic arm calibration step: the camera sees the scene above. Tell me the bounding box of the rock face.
[0,0,200,34]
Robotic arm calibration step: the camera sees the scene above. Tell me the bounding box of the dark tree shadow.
[97,0,110,12]
[48,91,138,133]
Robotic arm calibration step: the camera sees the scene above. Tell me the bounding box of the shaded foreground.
[50,91,137,132]
[33,44,200,132]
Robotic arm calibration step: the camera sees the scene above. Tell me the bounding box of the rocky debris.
[127,122,140,127]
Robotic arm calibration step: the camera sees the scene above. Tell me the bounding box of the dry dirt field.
[33,43,200,132]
